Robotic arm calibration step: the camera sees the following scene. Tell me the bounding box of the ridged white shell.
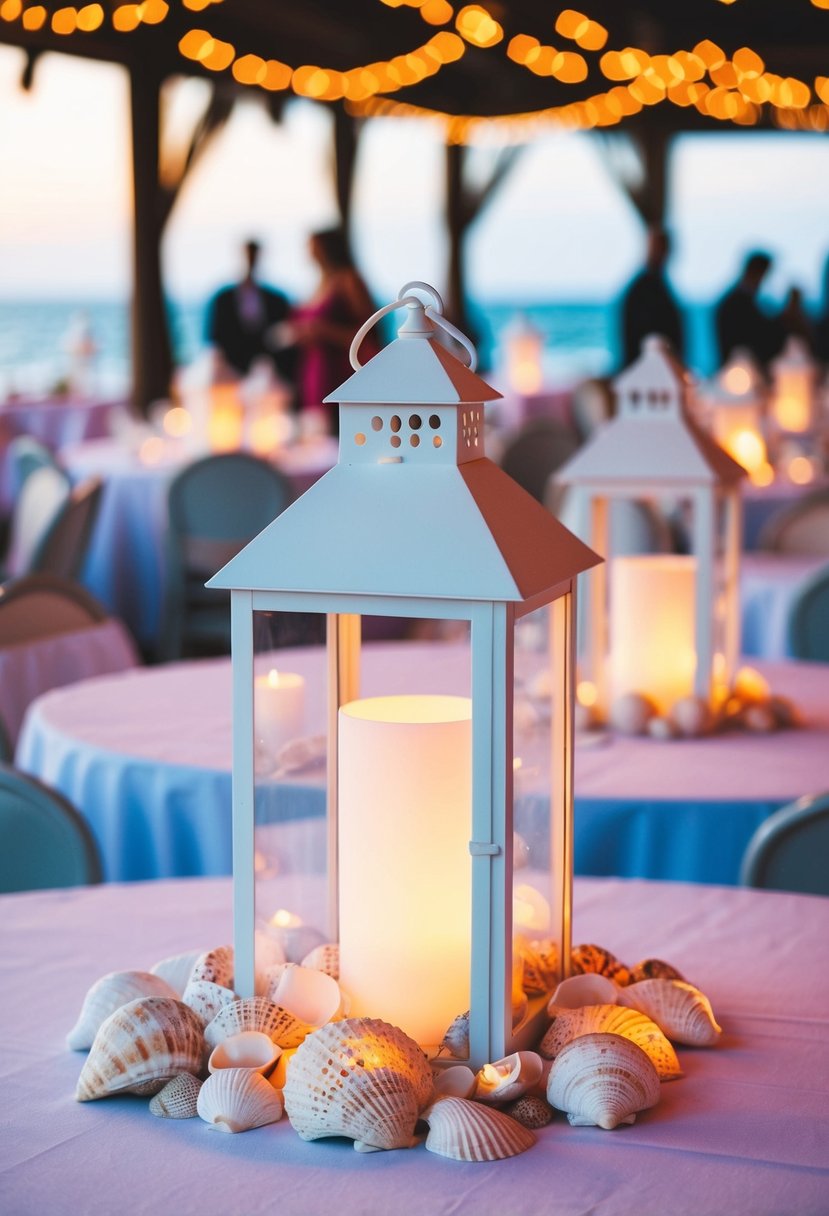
[182,979,236,1027]
[540,1004,683,1080]
[474,1051,543,1104]
[547,973,619,1012]
[197,1067,283,1133]
[300,943,340,980]
[67,971,178,1051]
[422,1097,535,1162]
[190,946,234,990]
[149,1073,202,1119]
[547,1032,660,1129]
[149,951,202,997]
[617,979,722,1047]
[204,998,309,1051]
[76,997,204,1101]
[283,1018,433,1152]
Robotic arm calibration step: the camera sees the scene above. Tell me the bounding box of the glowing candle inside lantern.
[609,555,697,714]
[254,669,305,758]
[338,694,472,1048]
[208,383,244,451]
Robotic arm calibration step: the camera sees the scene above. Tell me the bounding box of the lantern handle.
[349,281,478,372]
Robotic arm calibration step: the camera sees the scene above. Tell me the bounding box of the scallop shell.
[76,996,204,1101]
[67,970,179,1051]
[204,997,309,1051]
[517,938,559,995]
[438,1011,469,1060]
[197,1067,283,1133]
[207,1031,281,1076]
[474,1051,543,1104]
[181,978,236,1028]
[540,1004,683,1080]
[617,979,722,1047]
[300,942,340,980]
[422,1097,535,1162]
[628,958,686,985]
[503,1094,555,1129]
[149,951,202,996]
[283,1017,433,1151]
[189,946,234,990]
[548,973,619,1011]
[571,944,631,986]
[149,1073,203,1119]
[547,1032,660,1129]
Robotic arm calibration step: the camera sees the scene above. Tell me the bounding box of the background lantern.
[770,336,817,436]
[208,283,598,1069]
[698,348,771,485]
[555,334,745,722]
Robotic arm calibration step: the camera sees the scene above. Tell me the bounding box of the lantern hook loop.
[349,281,478,372]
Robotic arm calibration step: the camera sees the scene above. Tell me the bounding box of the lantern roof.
[209,290,599,603]
[556,335,746,488]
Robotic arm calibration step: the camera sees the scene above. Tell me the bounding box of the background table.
[741,477,827,550]
[2,875,827,1216]
[16,642,829,885]
[740,551,828,659]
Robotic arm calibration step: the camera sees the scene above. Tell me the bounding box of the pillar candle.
[254,669,305,757]
[338,694,472,1049]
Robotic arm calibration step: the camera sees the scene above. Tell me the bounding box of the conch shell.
[617,980,722,1047]
[547,1032,660,1129]
[283,1017,433,1152]
[422,1096,535,1161]
[76,997,204,1101]
[149,1073,202,1119]
[197,1067,283,1133]
[540,1003,683,1080]
[570,944,631,987]
[628,957,687,985]
[67,970,178,1051]
[182,979,236,1028]
[204,997,309,1051]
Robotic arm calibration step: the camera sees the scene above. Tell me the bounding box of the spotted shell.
[204,997,310,1051]
[628,958,687,985]
[422,1096,535,1162]
[540,1003,683,1080]
[181,979,236,1028]
[617,979,722,1047]
[197,1067,283,1133]
[149,1073,202,1119]
[149,951,202,997]
[570,944,631,987]
[189,946,234,990]
[67,970,179,1051]
[283,1017,433,1151]
[300,942,340,980]
[517,938,560,995]
[547,1032,661,1129]
[503,1094,555,1129]
[76,997,204,1102]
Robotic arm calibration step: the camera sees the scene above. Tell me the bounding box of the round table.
[1,875,827,1216]
[16,641,829,885]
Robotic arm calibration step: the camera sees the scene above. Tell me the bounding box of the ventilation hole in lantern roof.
[433,435,442,448]
[355,433,366,446]
[429,414,441,429]
[409,413,422,430]
[410,434,420,448]
[371,416,383,431]
[631,391,641,405]
[390,434,402,448]
[390,415,402,433]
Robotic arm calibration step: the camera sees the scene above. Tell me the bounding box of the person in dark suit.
[620,226,684,367]
[206,240,293,379]
[715,251,784,370]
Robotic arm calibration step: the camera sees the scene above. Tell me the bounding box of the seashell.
[670,695,714,738]
[182,978,236,1027]
[503,1094,555,1129]
[433,1065,476,1100]
[548,973,619,1012]
[610,692,656,736]
[539,1004,682,1080]
[149,1073,202,1119]
[647,715,676,741]
[422,1096,535,1162]
[208,1031,282,1076]
[204,997,309,1051]
[438,1011,469,1060]
[517,938,560,995]
[571,944,631,987]
[266,963,343,1029]
[189,945,234,990]
[67,970,179,1051]
[742,703,776,733]
[769,695,798,729]
[474,1051,543,1104]
[268,1046,298,1091]
[283,1017,433,1151]
[149,951,202,997]
[197,1067,283,1133]
[256,962,287,997]
[628,958,686,985]
[76,997,204,1102]
[300,942,340,980]
[547,1032,660,1129]
[617,979,722,1047]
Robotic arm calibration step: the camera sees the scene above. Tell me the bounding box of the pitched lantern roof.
[209,294,599,603]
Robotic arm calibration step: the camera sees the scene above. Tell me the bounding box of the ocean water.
[0,296,720,399]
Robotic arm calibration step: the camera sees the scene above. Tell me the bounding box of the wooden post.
[333,107,358,232]
[445,142,467,333]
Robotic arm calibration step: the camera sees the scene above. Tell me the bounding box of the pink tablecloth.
[1,875,827,1216]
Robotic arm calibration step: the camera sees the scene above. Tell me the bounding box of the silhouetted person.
[206,240,292,378]
[620,226,684,367]
[779,286,816,355]
[715,251,784,369]
[814,255,829,366]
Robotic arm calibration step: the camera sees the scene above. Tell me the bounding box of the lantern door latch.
[468,841,501,856]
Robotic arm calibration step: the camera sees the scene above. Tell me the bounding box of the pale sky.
[1,45,829,306]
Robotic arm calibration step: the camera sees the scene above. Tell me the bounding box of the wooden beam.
[333,106,359,231]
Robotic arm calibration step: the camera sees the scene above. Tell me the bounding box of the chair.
[740,793,829,895]
[4,464,71,575]
[162,453,295,660]
[0,765,102,892]
[500,418,581,505]
[0,573,107,644]
[28,477,103,580]
[786,561,829,662]
[7,435,60,498]
[759,488,829,555]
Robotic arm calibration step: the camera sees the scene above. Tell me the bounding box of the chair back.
[740,793,829,895]
[786,561,829,662]
[501,419,581,504]
[759,489,829,555]
[6,465,71,575]
[0,765,102,892]
[8,435,59,498]
[30,477,103,579]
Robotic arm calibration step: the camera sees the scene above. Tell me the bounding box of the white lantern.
[699,349,770,484]
[770,337,817,435]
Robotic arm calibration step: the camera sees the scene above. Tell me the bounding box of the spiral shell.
[76,997,204,1101]
[182,979,236,1028]
[628,958,686,985]
[438,1011,469,1060]
[197,1067,283,1133]
[300,942,340,979]
[283,1018,433,1152]
[189,946,234,990]
[517,938,559,995]
[540,1004,682,1080]
[547,973,619,1012]
[204,997,310,1051]
[547,1032,661,1129]
[503,1094,555,1129]
[149,1073,202,1119]
[422,1097,535,1162]
[149,951,201,996]
[67,971,179,1051]
[571,944,631,987]
[617,980,722,1047]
